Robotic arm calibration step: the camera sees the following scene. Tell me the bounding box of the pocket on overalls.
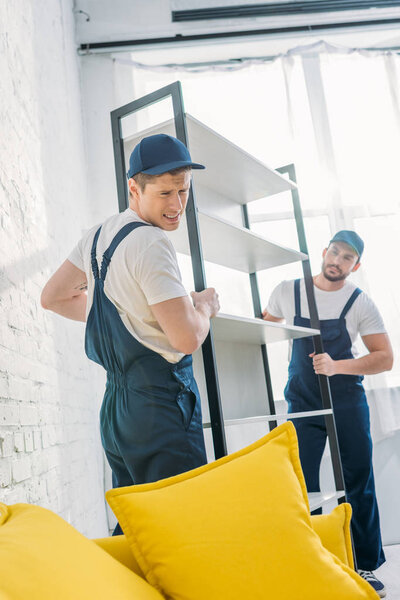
[321,327,341,342]
[171,370,197,430]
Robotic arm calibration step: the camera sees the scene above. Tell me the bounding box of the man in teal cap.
[41,134,220,534]
[263,230,393,597]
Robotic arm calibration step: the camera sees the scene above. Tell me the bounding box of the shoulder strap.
[100,222,149,281]
[339,287,362,319]
[294,279,301,317]
[90,227,102,280]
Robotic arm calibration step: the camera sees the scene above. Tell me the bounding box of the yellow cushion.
[0,502,163,600]
[93,535,145,577]
[311,504,354,569]
[106,421,377,600]
[94,503,354,577]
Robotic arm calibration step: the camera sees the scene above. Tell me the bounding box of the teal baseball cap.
[127,134,205,179]
[329,230,364,258]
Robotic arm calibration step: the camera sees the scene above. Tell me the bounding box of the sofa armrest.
[93,535,144,578]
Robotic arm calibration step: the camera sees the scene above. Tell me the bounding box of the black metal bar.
[277,164,346,495]
[79,18,400,52]
[173,1,400,21]
[283,164,357,568]
[111,83,176,120]
[110,82,188,212]
[169,83,227,459]
[242,204,278,431]
[110,81,227,459]
[111,111,128,212]
[279,164,357,567]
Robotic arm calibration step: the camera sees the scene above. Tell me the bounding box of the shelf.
[202,409,333,429]
[117,86,343,510]
[123,113,296,204]
[167,210,307,272]
[211,313,319,345]
[308,491,346,512]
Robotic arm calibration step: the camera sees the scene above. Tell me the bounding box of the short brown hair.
[131,166,192,192]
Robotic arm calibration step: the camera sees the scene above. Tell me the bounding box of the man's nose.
[170,193,183,210]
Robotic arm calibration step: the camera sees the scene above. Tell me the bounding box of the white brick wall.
[0,0,108,537]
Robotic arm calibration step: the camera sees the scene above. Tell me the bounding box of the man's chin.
[160,219,181,231]
[323,270,346,282]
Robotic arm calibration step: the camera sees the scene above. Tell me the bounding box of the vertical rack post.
[110,81,227,459]
[242,205,278,431]
[277,164,346,497]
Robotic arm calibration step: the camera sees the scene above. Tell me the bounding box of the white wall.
[79,54,137,222]
[0,0,108,537]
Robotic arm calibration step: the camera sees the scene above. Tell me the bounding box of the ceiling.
[74,0,400,60]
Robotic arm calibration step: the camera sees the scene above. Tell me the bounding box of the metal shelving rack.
[110,80,347,513]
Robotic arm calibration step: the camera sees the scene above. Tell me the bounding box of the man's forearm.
[46,294,87,322]
[335,351,392,376]
[192,304,212,347]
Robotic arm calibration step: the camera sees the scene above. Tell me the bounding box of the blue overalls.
[85,222,207,532]
[284,279,385,570]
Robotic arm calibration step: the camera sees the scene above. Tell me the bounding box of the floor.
[376,545,400,598]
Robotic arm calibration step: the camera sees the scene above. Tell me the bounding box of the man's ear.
[352,261,361,273]
[322,247,328,258]
[128,178,140,200]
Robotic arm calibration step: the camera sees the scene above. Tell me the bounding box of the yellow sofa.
[0,501,354,600]
[0,423,378,599]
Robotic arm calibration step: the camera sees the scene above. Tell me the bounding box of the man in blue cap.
[41,134,219,533]
[263,230,392,597]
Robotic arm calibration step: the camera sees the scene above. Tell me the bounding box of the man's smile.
[163,211,181,222]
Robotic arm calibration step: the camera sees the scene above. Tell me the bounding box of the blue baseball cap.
[127,134,205,179]
[329,230,364,258]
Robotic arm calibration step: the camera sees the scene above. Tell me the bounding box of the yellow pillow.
[0,502,163,600]
[106,421,376,600]
[93,503,354,576]
[311,503,354,569]
[94,534,145,577]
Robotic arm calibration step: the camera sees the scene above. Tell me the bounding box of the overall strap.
[339,287,362,320]
[90,227,102,280]
[294,279,301,317]
[100,222,149,281]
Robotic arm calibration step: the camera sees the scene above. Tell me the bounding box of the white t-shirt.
[68,208,188,363]
[266,279,386,359]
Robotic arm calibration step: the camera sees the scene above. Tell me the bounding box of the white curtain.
[280,41,400,440]
[120,40,400,440]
